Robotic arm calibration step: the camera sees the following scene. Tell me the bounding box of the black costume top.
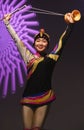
[21,24,73,105]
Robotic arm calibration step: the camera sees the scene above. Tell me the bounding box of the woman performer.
[4,12,75,130]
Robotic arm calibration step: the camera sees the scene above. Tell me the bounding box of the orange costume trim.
[20,89,56,105]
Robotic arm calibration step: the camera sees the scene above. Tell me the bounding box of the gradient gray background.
[0,0,84,130]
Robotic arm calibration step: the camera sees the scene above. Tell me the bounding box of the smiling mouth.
[37,46,44,49]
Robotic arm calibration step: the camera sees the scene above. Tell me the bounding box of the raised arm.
[52,23,74,56]
[51,12,76,59]
[3,14,35,65]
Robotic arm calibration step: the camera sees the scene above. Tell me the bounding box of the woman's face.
[34,38,48,52]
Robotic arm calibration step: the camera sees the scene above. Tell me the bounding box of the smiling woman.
[34,29,49,52]
[3,9,78,130]
[34,38,48,52]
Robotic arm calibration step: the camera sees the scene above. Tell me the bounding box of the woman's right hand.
[4,14,12,21]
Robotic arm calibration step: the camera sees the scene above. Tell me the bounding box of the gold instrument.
[64,9,81,23]
[0,4,81,23]
[30,7,81,23]
[71,9,81,22]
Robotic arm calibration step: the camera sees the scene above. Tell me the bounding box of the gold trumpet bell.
[71,9,81,22]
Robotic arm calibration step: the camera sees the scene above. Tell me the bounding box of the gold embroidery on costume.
[27,57,44,79]
[48,54,59,61]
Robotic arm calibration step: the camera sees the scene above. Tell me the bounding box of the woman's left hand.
[64,13,74,24]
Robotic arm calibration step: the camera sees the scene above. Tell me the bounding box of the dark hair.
[34,29,50,44]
